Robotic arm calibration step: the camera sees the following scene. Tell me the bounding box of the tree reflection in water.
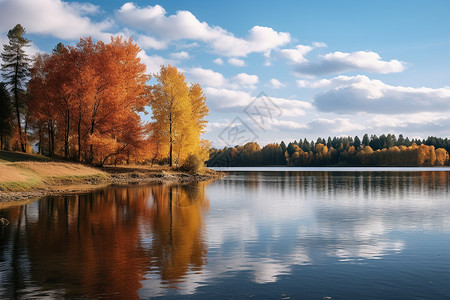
[0,181,210,299]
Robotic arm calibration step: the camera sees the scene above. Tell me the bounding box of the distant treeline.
[207,134,450,167]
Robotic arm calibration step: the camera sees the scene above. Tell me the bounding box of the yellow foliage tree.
[150,65,208,167]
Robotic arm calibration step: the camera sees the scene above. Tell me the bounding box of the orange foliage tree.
[29,37,151,165]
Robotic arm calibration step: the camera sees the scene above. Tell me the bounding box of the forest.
[0,25,208,168]
[207,134,450,167]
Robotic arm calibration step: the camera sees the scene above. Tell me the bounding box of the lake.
[1,168,450,299]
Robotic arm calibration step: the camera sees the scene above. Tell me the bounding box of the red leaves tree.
[29,37,150,165]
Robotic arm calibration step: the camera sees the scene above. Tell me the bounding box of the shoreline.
[0,165,225,204]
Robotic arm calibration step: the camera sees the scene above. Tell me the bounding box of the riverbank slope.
[0,150,223,203]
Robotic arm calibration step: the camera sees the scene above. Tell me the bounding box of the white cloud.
[297,75,365,88]
[68,2,100,15]
[213,58,224,65]
[138,50,173,74]
[269,96,312,117]
[368,112,447,129]
[170,51,190,60]
[295,51,406,76]
[116,3,290,57]
[232,73,259,88]
[204,87,252,109]
[136,34,167,50]
[185,67,227,87]
[212,25,291,57]
[312,41,327,48]
[279,44,313,63]
[228,58,245,67]
[0,0,113,40]
[204,87,312,117]
[312,75,450,114]
[185,68,257,90]
[269,78,286,89]
[307,118,365,133]
[271,119,307,130]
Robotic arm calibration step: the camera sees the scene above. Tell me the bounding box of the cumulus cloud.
[186,68,227,87]
[0,0,112,40]
[279,44,313,63]
[185,68,258,91]
[270,119,307,130]
[369,112,447,129]
[306,118,365,133]
[138,50,173,74]
[68,2,100,15]
[297,75,366,88]
[135,34,167,50]
[269,78,286,89]
[312,75,450,114]
[232,73,259,88]
[116,3,290,57]
[312,41,327,48]
[204,87,312,117]
[295,51,406,76]
[170,51,190,60]
[204,87,252,109]
[213,58,224,65]
[213,25,291,57]
[228,58,245,67]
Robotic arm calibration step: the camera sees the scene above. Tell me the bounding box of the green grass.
[0,165,42,192]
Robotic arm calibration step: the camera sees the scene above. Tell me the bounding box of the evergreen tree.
[1,24,31,152]
[280,141,286,153]
[362,134,369,146]
[0,83,12,150]
[354,135,361,148]
[303,138,310,151]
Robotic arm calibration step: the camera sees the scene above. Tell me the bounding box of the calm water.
[1,169,450,299]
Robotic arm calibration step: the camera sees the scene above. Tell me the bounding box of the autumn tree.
[28,37,150,164]
[1,24,31,152]
[83,37,149,165]
[150,65,208,167]
[188,83,209,161]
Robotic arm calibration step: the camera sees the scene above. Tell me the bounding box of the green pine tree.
[1,24,31,152]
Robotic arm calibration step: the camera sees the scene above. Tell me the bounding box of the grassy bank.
[0,150,223,202]
[0,150,109,192]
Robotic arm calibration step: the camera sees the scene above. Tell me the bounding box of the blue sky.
[1,0,450,147]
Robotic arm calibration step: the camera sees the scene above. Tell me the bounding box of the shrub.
[179,153,204,173]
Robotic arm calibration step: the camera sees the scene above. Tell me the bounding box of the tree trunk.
[48,121,52,156]
[169,114,173,167]
[48,120,55,157]
[14,92,25,152]
[151,143,159,167]
[77,113,81,162]
[13,60,25,152]
[64,110,70,159]
[38,127,42,155]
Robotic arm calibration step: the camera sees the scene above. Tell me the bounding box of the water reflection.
[1,171,450,299]
[0,182,210,299]
[204,171,450,291]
